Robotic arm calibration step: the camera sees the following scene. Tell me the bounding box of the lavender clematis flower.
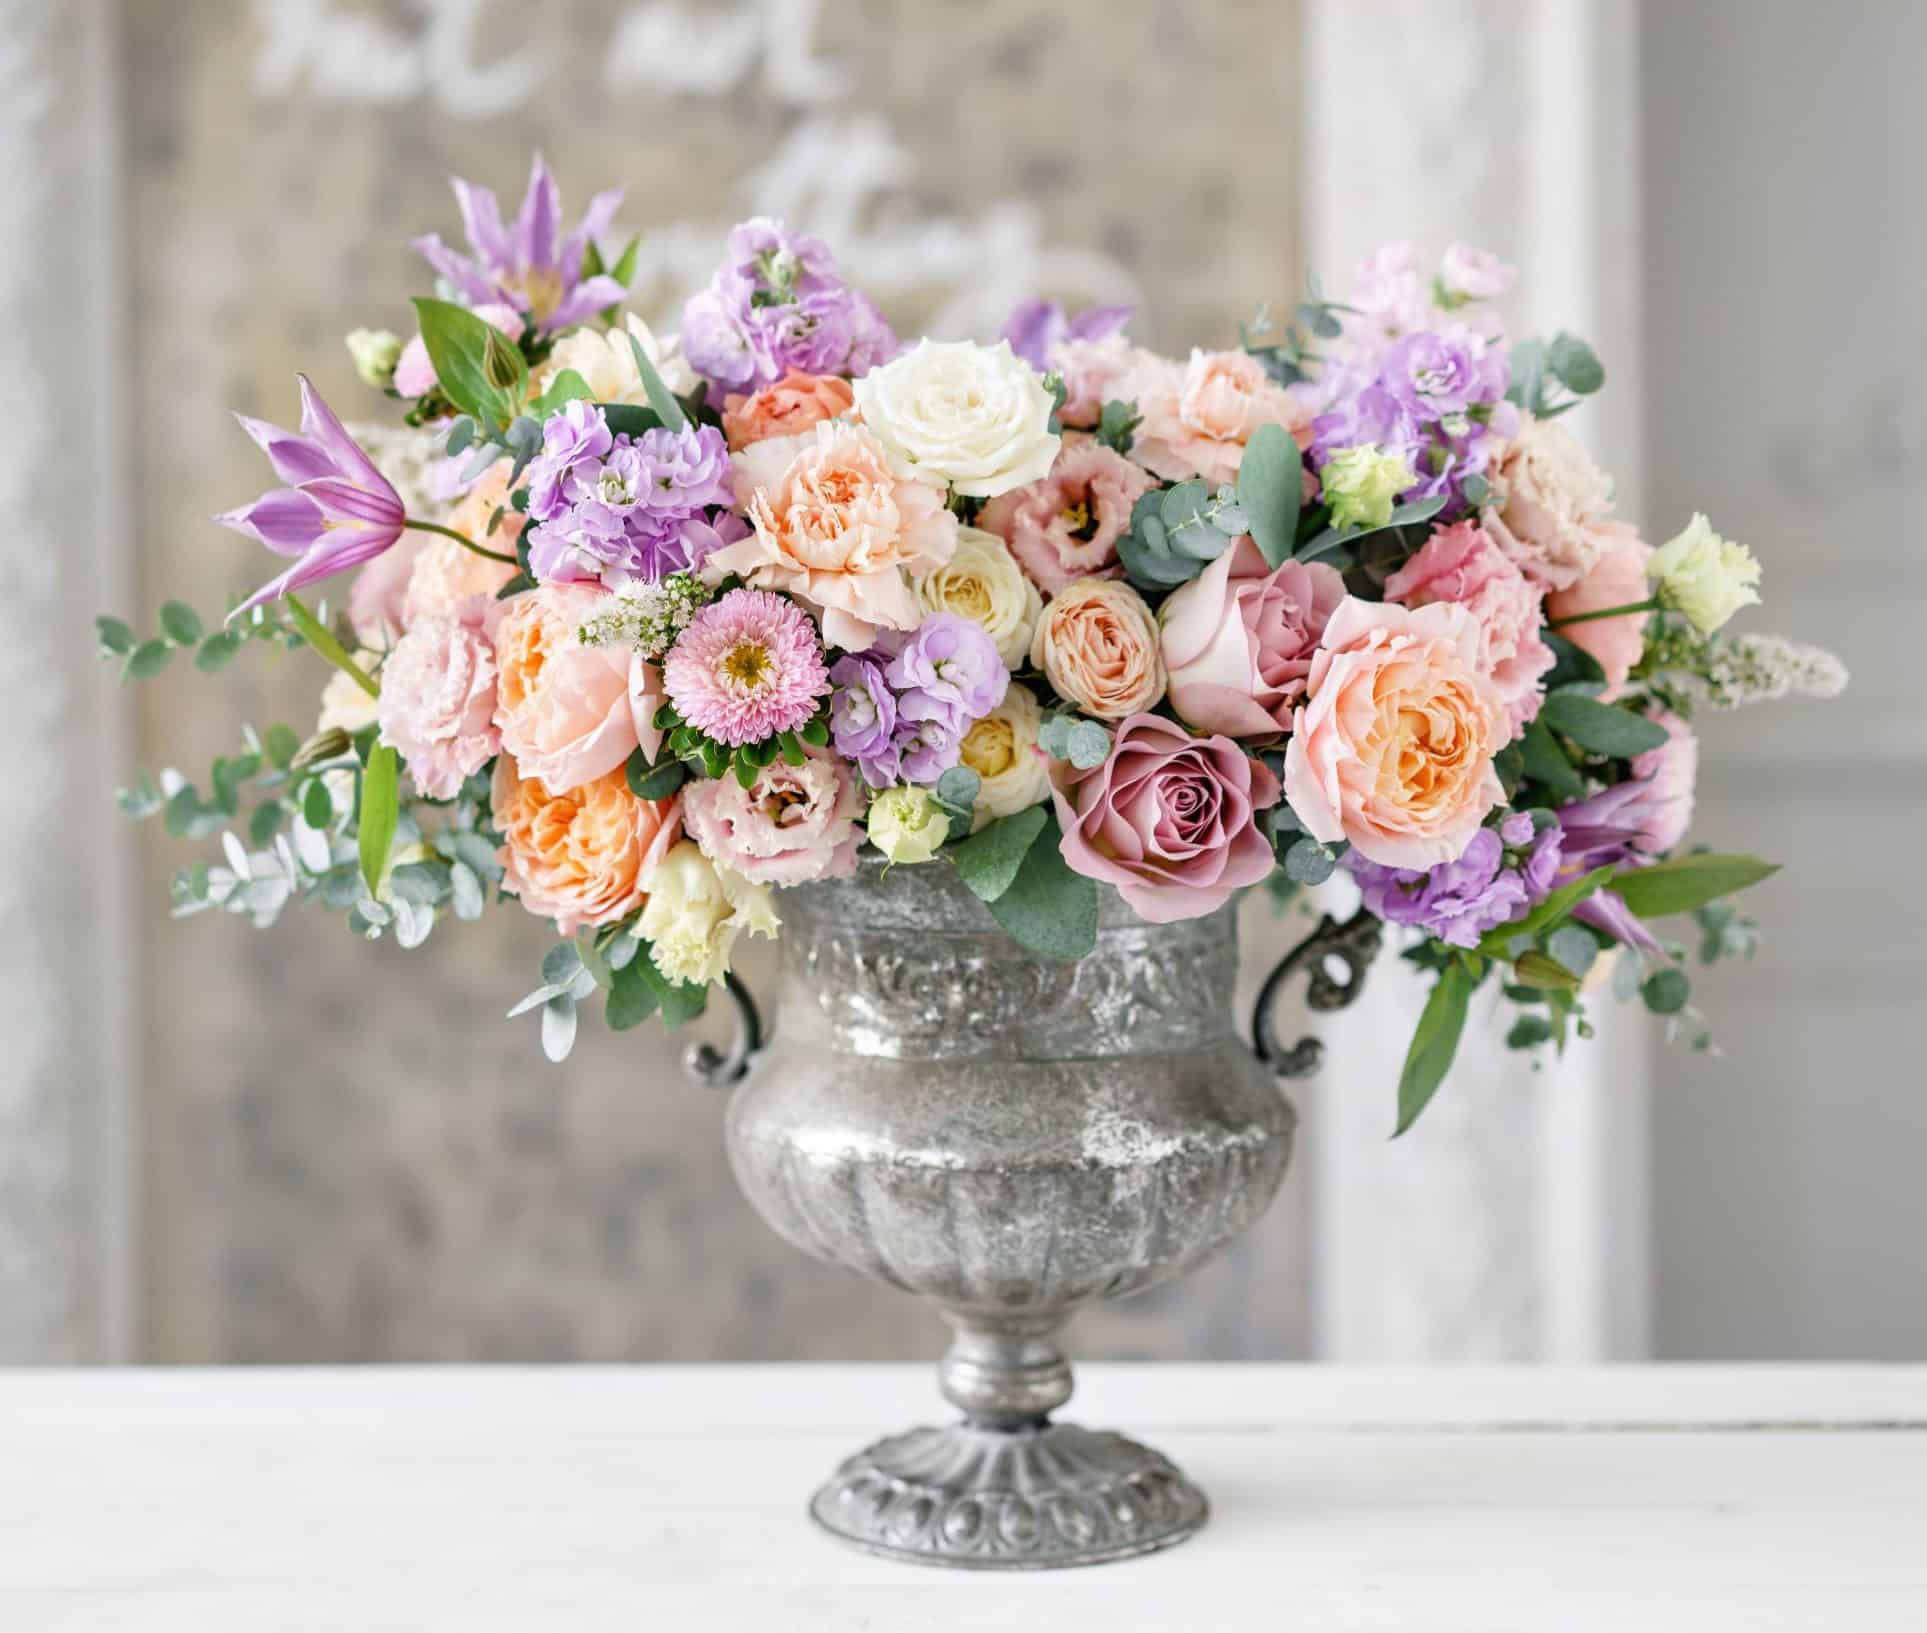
[217,376,405,616]
[412,153,626,335]
[999,299,1134,373]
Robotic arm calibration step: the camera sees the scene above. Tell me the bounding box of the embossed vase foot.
[808,1420,1208,1569]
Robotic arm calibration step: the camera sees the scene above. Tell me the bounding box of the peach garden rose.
[1030,577,1166,721]
[1126,347,1313,488]
[492,758,681,937]
[721,369,855,452]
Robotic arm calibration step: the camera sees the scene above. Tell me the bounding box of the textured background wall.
[122,0,1310,1362]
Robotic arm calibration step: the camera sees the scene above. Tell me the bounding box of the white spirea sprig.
[1683,632,1849,710]
[577,571,711,658]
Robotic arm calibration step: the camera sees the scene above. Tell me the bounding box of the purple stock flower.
[217,375,406,617]
[999,299,1134,373]
[1552,787,1666,952]
[1348,817,1562,950]
[895,712,968,786]
[827,653,901,789]
[413,153,626,335]
[680,217,897,393]
[884,614,1009,725]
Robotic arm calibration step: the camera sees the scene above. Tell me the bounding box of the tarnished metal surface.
[720,858,1305,1567]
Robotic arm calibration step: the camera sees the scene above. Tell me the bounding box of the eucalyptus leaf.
[604,956,661,1031]
[541,993,579,1062]
[951,804,1049,905]
[983,810,1097,961]
[1547,331,1606,396]
[449,860,485,922]
[159,601,203,646]
[1546,924,1599,979]
[1641,966,1691,1014]
[1236,421,1303,568]
[625,748,687,802]
[124,639,173,681]
[96,615,136,657]
[1065,720,1111,770]
[1284,836,1337,886]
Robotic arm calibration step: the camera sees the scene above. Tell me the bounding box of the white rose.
[1650,512,1762,634]
[959,682,1050,829]
[638,840,779,988]
[1482,415,1614,591]
[538,313,697,404]
[852,339,1060,498]
[911,525,1041,669]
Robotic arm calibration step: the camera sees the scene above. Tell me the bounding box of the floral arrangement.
[104,157,1845,1129]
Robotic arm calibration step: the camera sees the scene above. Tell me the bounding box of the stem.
[405,515,517,565]
[1547,596,1660,630]
[284,594,379,700]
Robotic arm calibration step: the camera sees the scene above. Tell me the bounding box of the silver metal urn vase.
[695,857,1376,1569]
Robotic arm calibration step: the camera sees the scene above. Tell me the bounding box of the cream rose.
[852,339,1060,498]
[959,682,1049,828]
[637,840,780,988]
[536,312,696,402]
[1483,416,1614,590]
[912,526,1041,669]
[1283,597,1504,869]
[1030,578,1166,720]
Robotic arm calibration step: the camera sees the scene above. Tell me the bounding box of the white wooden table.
[2,1365,1923,1631]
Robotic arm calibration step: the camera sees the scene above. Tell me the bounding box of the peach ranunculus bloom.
[375,597,501,800]
[720,370,855,452]
[977,436,1156,595]
[492,757,681,936]
[1481,415,1614,591]
[403,462,522,625]
[710,420,957,651]
[492,583,659,793]
[1283,597,1504,870]
[1383,519,1556,739]
[1030,577,1167,721]
[1545,520,1652,697]
[1124,348,1314,488]
[1160,536,1346,740]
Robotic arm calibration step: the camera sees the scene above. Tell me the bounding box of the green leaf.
[606,234,640,293]
[1518,717,1587,803]
[528,367,593,419]
[626,329,687,431]
[1612,853,1780,919]
[357,744,400,898]
[123,639,173,681]
[413,297,524,428]
[1641,966,1691,1014]
[159,601,203,646]
[634,947,708,1027]
[195,630,244,672]
[302,778,334,829]
[982,810,1097,960]
[284,594,379,700]
[951,804,1049,904]
[264,723,300,769]
[1395,962,1475,1136]
[604,956,661,1031]
[1236,421,1303,568]
[601,403,664,440]
[1542,631,1607,691]
[1507,1013,1555,1050]
[1477,864,1617,957]
[1539,693,1668,758]
[1547,332,1606,396]
[95,615,136,656]
[248,799,284,849]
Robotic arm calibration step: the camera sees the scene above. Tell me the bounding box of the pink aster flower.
[662,589,830,747]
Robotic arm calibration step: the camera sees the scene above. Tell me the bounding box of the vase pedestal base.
[807,1419,1208,1570]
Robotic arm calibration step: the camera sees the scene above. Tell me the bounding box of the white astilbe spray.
[1681,632,1849,710]
[576,571,710,658]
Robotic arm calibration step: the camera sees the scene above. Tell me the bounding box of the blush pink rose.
[376,598,502,799]
[1545,520,1652,698]
[1050,713,1281,923]
[1626,709,1697,854]
[680,747,862,886]
[1125,348,1314,488]
[976,437,1156,594]
[721,370,855,451]
[1284,598,1504,869]
[493,583,659,793]
[492,759,681,937]
[1383,519,1555,739]
[1160,537,1345,739]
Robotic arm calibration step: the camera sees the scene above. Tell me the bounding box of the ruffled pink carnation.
[1383,520,1555,740]
[1124,348,1314,488]
[680,746,861,886]
[662,589,831,747]
[377,597,502,799]
[976,437,1156,595]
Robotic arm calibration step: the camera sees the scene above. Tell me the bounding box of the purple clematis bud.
[217,375,405,618]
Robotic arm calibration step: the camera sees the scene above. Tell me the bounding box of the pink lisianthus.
[376,596,502,799]
[1626,710,1698,854]
[1050,713,1281,923]
[1545,521,1653,697]
[1125,348,1314,488]
[1159,537,1345,740]
[681,746,862,886]
[1283,598,1504,870]
[1383,519,1555,739]
[976,437,1156,595]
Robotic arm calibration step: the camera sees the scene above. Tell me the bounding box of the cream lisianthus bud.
[1317,443,1418,533]
[912,526,1042,669]
[1649,513,1762,634]
[866,785,948,865]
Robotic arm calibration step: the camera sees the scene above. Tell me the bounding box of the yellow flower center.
[722,641,773,689]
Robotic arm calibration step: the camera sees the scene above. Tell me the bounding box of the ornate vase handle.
[683,972,767,1088]
[1249,908,1382,1079]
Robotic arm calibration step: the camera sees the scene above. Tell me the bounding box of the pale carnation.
[377,599,502,799]
[1482,416,1614,591]
[638,840,780,988]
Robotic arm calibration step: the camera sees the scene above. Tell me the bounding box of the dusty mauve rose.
[1160,537,1345,739]
[1383,519,1555,738]
[1030,577,1166,721]
[1627,709,1697,854]
[1482,416,1614,591]
[976,437,1156,595]
[376,598,501,799]
[403,463,521,626]
[491,758,681,936]
[721,370,856,452]
[1545,520,1652,697]
[1125,348,1313,488]
[493,583,657,793]
[680,746,863,886]
[712,421,957,650]
[1050,713,1281,923]
[1284,597,1503,869]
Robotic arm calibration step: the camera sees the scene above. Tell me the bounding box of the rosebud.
[1650,513,1762,635]
[345,328,403,389]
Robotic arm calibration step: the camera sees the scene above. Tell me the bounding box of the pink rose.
[977,437,1155,595]
[493,584,657,794]
[1284,598,1503,869]
[1545,521,1652,698]
[680,747,862,886]
[1482,416,1614,591]
[1626,710,1697,854]
[1125,348,1313,488]
[1160,537,1345,739]
[377,598,501,799]
[1051,713,1281,923]
[1383,519,1555,739]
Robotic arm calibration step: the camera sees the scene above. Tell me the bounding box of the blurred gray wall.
[1643,1,1927,1357]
